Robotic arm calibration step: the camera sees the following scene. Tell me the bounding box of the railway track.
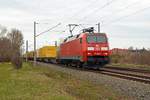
[105,66,150,73]
[98,67,150,84]
[60,64,150,84]
[35,61,150,84]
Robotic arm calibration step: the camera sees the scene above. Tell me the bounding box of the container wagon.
[37,46,57,63]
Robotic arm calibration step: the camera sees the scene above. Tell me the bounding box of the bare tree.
[0,25,7,37]
[0,37,11,62]
[7,29,24,69]
[0,25,11,62]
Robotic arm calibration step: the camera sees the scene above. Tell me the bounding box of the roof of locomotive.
[62,32,107,44]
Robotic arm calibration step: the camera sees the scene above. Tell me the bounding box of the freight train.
[25,27,110,69]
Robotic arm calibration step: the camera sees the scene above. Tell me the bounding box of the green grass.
[0,62,129,100]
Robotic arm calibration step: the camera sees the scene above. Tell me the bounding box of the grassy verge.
[0,62,129,100]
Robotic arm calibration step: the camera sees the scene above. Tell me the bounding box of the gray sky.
[0,0,150,50]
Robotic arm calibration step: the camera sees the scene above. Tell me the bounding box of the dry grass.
[110,51,150,69]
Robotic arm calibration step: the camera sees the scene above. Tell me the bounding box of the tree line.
[0,25,24,69]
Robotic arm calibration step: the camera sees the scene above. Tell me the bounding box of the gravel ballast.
[37,62,150,100]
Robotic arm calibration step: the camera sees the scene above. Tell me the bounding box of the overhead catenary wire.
[69,0,100,19]
[78,0,117,22]
[97,0,142,22]
[102,5,150,27]
[36,23,61,37]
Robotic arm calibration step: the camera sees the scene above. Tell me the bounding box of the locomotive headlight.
[87,47,94,50]
[101,47,108,51]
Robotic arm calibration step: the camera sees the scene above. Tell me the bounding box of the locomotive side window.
[87,35,106,43]
[80,38,82,43]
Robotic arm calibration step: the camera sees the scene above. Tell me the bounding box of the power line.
[36,23,61,37]
[70,0,100,19]
[102,5,150,27]
[78,0,117,22]
[98,0,142,22]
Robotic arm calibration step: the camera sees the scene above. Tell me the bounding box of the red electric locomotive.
[59,27,110,68]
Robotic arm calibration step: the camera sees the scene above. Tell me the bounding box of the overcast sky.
[0,0,150,50]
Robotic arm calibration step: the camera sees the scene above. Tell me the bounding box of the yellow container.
[38,46,57,58]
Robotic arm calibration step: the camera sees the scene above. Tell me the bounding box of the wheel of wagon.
[76,62,81,68]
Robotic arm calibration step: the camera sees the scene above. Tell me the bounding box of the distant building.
[110,48,128,54]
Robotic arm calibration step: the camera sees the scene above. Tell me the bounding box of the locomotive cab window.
[97,36,107,42]
[87,35,107,43]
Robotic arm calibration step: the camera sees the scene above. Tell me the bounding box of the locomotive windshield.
[87,35,107,43]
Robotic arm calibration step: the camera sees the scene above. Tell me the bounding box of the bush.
[110,50,150,66]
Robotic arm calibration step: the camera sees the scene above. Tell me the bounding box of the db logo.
[95,47,100,50]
